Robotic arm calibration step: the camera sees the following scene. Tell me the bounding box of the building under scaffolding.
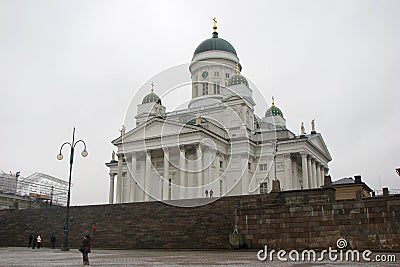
[0,171,68,209]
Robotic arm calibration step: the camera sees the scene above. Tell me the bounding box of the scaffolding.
[0,171,68,208]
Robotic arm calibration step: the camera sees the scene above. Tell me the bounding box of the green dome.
[228,74,248,87]
[265,105,283,118]
[142,90,161,105]
[194,32,237,56]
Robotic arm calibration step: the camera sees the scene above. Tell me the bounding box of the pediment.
[307,134,332,161]
[112,118,199,144]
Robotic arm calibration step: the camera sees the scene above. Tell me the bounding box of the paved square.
[0,247,398,266]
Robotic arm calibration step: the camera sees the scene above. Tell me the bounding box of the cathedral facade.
[106,21,332,204]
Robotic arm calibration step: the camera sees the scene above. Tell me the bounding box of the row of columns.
[301,153,326,189]
[109,145,210,204]
[272,152,326,191]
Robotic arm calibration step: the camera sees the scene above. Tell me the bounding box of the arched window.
[202,83,208,95]
[213,82,220,94]
[194,82,198,97]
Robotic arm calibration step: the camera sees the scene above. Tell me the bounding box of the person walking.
[50,232,56,249]
[28,234,33,248]
[36,235,42,249]
[80,233,91,265]
[91,223,97,236]
[31,234,37,249]
[209,189,213,198]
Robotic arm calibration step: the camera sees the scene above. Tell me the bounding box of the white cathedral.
[106,20,332,204]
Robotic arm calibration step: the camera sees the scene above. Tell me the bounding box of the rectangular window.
[248,162,251,170]
[260,182,268,194]
[219,179,223,196]
[202,83,208,95]
[219,160,223,168]
[259,164,268,171]
[194,83,198,97]
[225,73,230,78]
[214,71,219,77]
[213,83,220,94]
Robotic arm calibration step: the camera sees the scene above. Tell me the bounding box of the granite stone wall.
[237,189,400,251]
[0,188,399,251]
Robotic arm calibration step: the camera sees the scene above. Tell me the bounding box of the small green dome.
[228,74,249,87]
[194,32,237,57]
[265,106,283,117]
[142,90,161,105]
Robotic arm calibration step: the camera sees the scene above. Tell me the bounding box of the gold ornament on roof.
[213,17,217,32]
[272,96,275,106]
[235,63,240,75]
[150,82,155,93]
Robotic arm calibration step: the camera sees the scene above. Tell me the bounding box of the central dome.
[194,32,237,57]
[142,90,161,105]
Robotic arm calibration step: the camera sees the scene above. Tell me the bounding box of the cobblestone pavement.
[0,247,398,266]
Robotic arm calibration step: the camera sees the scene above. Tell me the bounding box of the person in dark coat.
[28,234,33,248]
[80,234,91,265]
[31,234,37,249]
[50,232,56,249]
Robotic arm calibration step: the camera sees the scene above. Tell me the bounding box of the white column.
[311,158,317,188]
[301,153,309,189]
[123,171,130,203]
[144,150,151,201]
[208,148,213,187]
[241,154,248,195]
[283,153,292,190]
[179,146,186,199]
[162,149,170,200]
[116,154,123,203]
[315,161,321,188]
[130,153,137,202]
[139,158,145,201]
[320,166,325,186]
[307,156,313,188]
[292,157,299,189]
[196,145,203,198]
[109,173,115,204]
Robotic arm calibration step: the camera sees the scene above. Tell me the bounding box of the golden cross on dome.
[150,82,155,93]
[213,17,217,32]
[235,63,240,75]
[272,96,275,106]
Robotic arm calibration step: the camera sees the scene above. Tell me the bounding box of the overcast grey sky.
[1,0,399,205]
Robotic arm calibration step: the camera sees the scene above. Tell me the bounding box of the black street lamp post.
[13,171,20,208]
[57,127,88,251]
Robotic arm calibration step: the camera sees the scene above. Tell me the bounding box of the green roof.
[265,106,283,118]
[142,91,161,104]
[228,74,248,87]
[194,32,237,56]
